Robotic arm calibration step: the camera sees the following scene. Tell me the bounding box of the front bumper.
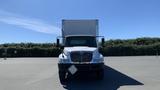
[58,63,104,72]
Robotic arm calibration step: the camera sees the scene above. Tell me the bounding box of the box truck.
[57,20,105,82]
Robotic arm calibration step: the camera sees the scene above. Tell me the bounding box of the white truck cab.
[57,20,105,82]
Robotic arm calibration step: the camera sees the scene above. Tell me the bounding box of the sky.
[0,0,160,43]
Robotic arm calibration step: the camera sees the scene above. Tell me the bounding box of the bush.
[0,37,160,57]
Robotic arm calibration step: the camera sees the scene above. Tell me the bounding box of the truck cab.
[57,20,105,82]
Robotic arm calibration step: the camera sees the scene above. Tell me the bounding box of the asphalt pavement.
[0,56,160,90]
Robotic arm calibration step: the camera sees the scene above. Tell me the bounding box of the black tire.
[96,69,104,80]
[59,71,66,83]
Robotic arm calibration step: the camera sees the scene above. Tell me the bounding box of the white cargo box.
[62,20,98,37]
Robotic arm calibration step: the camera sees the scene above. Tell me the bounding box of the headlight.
[92,50,100,59]
[59,53,70,63]
[63,50,70,56]
[92,50,104,63]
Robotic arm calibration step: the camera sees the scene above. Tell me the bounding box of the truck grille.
[70,51,93,62]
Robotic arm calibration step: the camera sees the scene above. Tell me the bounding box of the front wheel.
[96,69,104,80]
[59,71,66,83]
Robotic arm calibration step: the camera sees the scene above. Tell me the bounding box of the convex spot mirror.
[101,38,105,47]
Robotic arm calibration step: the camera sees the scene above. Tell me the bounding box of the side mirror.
[56,39,60,47]
[101,38,105,47]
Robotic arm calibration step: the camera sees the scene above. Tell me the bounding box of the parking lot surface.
[0,56,160,90]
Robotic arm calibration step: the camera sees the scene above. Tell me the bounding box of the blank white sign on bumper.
[68,65,78,75]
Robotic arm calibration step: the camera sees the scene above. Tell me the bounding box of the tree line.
[0,37,160,57]
[100,37,160,56]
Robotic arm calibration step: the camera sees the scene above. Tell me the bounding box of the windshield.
[65,36,97,47]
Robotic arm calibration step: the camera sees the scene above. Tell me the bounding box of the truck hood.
[64,46,97,52]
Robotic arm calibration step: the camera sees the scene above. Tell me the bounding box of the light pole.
[14,50,17,57]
